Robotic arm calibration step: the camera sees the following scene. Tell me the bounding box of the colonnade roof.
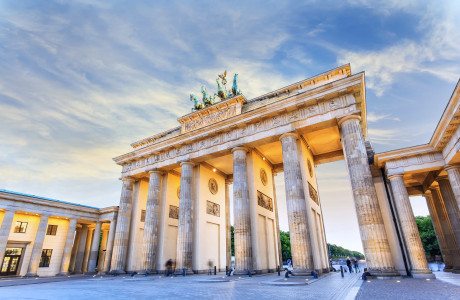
[374,79,460,167]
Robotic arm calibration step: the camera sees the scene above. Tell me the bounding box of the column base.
[443,267,453,272]
[57,272,70,276]
[411,271,436,279]
[233,269,254,275]
[109,270,127,275]
[291,268,315,276]
[138,270,158,275]
[452,267,460,274]
[85,271,97,275]
[174,268,194,275]
[368,269,401,278]
[25,273,38,277]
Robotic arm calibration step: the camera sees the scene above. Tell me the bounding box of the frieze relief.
[184,106,237,132]
[122,95,350,173]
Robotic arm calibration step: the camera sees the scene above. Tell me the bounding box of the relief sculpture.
[257,190,273,212]
[169,205,179,219]
[206,200,220,217]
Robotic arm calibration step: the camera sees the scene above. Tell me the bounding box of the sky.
[1,0,459,253]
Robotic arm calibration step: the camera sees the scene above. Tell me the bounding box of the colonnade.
[0,211,116,276]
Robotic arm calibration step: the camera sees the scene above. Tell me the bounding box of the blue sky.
[1,0,459,252]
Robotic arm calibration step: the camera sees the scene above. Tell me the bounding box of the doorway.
[0,248,23,276]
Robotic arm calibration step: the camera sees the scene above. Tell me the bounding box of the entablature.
[114,73,366,177]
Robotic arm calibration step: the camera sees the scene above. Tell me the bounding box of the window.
[140,210,146,222]
[39,249,53,268]
[14,221,28,233]
[46,225,58,235]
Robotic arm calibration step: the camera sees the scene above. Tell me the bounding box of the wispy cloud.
[367,112,400,123]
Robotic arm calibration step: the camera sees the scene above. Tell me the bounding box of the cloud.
[338,1,460,96]
[367,112,400,123]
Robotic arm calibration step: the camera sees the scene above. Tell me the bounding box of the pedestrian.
[165,259,173,276]
[353,258,360,273]
[346,256,353,273]
[287,258,292,268]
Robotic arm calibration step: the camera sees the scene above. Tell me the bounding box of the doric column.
[388,175,433,278]
[82,228,94,272]
[175,161,195,274]
[437,176,460,249]
[430,187,460,273]
[73,225,88,273]
[97,229,109,271]
[0,210,15,265]
[69,227,82,273]
[232,147,253,275]
[280,133,314,275]
[141,170,163,273]
[424,191,453,271]
[272,172,283,268]
[58,219,78,275]
[110,177,135,273]
[446,165,460,211]
[101,218,117,274]
[26,214,50,277]
[338,116,396,275]
[225,180,232,269]
[87,221,102,273]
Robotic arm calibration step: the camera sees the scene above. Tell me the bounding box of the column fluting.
[73,225,88,273]
[87,221,102,273]
[431,186,460,273]
[437,177,460,250]
[26,214,50,277]
[339,115,396,275]
[280,133,314,275]
[110,178,135,273]
[446,165,460,211]
[424,191,453,271]
[232,147,253,275]
[388,175,433,278]
[68,227,82,273]
[101,218,117,273]
[141,170,163,273]
[272,172,284,268]
[0,210,16,265]
[225,180,232,270]
[175,162,195,274]
[58,218,78,275]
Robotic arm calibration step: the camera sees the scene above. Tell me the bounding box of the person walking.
[346,257,353,273]
[353,258,360,273]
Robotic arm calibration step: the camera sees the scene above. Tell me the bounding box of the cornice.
[113,72,364,166]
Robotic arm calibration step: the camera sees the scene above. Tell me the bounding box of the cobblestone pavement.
[2,271,459,300]
[0,272,361,300]
[356,272,460,300]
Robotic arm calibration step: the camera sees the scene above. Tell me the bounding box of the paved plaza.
[1,271,460,300]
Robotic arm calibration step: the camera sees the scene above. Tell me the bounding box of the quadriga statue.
[216,78,228,100]
[190,94,204,112]
[232,73,242,96]
[201,86,217,106]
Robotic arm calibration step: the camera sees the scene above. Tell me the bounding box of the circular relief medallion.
[260,168,268,186]
[209,178,218,195]
[307,159,313,177]
[177,186,180,199]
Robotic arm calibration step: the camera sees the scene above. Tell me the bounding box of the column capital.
[180,161,195,167]
[436,175,449,182]
[231,146,249,153]
[225,178,233,185]
[337,115,361,128]
[387,174,404,180]
[279,132,299,141]
[147,168,164,176]
[120,176,135,182]
[445,164,460,172]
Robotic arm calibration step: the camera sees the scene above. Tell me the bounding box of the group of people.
[346,256,360,273]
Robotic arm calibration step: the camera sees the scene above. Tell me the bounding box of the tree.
[327,243,364,259]
[280,230,291,261]
[415,216,440,258]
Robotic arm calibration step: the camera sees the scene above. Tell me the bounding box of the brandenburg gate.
[108,64,460,278]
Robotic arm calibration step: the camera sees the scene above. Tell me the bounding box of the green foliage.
[280,230,291,261]
[231,226,234,256]
[327,243,364,259]
[415,216,440,258]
